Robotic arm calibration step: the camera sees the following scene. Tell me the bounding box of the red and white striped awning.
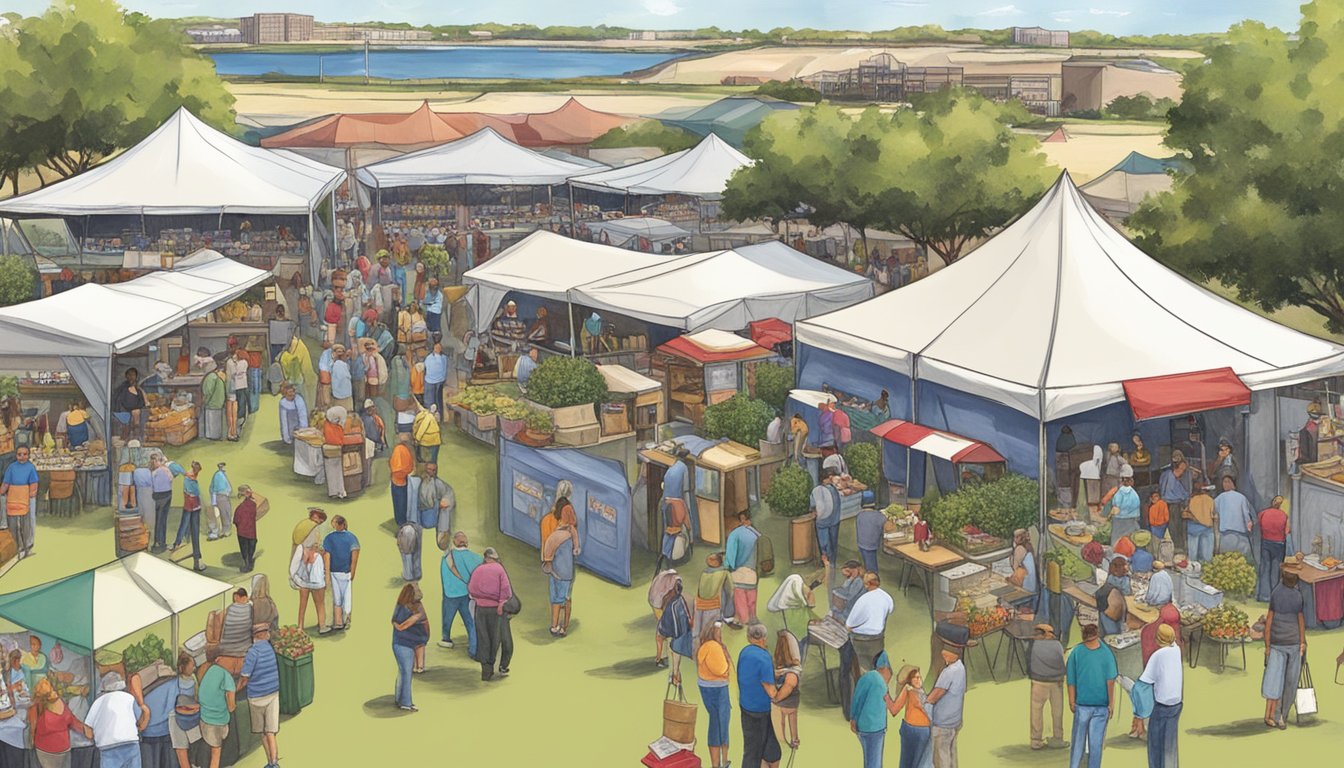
[869,419,1006,465]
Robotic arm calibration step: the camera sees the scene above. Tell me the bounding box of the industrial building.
[311,25,433,42]
[238,13,313,44]
[1011,26,1070,47]
[802,54,962,102]
[963,73,1062,116]
[1061,58,1184,112]
[185,26,243,44]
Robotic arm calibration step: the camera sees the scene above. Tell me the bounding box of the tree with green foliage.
[591,121,699,153]
[752,364,794,414]
[764,463,812,517]
[1130,2,1344,334]
[526,357,608,409]
[1104,94,1178,121]
[0,0,235,190]
[725,91,1055,265]
[754,80,821,103]
[0,256,36,307]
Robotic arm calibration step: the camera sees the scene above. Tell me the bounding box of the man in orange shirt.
[1147,491,1170,545]
[390,433,415,527]
[0,447,40,557]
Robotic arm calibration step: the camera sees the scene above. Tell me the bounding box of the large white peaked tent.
[356,127,595,189]
[0,108,346,216]
[463,231,681,333]
[572,240,874,332]
[569,133,752,199]
[796,173,1344,422]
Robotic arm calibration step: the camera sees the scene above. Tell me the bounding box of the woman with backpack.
[170,653,202,768]
[657,576,694,686]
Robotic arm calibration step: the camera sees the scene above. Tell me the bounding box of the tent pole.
[171,614,179,657]
[567,183,579,236]
[1274,389,1282,498]
[567,302,577,358]
[906,363,918,499]
[1037,392,1048,547]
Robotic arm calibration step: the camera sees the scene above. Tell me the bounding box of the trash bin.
[278,652,315,715]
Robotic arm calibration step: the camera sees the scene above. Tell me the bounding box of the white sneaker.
[437,640,454,649]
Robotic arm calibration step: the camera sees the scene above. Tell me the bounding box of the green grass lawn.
[6,397,1344,766]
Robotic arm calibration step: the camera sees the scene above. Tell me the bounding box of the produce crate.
[162,421,197,446]
[278,652,315,715]
[459,417,497,447]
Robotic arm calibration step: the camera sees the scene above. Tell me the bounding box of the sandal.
[1264,719,1278,728]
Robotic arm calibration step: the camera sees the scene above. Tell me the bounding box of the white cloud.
[1053,15,1073,22]
[978,4,1024,16]
[1089,7,1132,16]
[642,0,682,16]
[882,0,929,6]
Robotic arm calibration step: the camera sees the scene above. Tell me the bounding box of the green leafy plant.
[417,243,453,280]
[498,400,530,420]
[703,393,774,447]
[452,385,518,416]
[1203,552,1256,597]
[923,473,1040,544]
[764,463,812,517]
[591,120,699,153]
[526,357,608,408]
[842,442,881,489]
[753,363,794,414]
[755,79,822,102]
[0,256,36,307]
[524,408,554,433]
[121,633,172,674]
[0,377,17,400]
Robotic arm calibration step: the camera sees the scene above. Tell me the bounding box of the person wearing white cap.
[1101,464,1142,543]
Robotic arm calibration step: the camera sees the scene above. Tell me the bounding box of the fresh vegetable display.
[274,625,314,660]
[1202,552,1256,597]
[121,634,172,674]
[452,386,516,416]
[924,474,1039,546]
[967,605,1010,636]
[1202,605,1250,640]
[1043,547,1094,581]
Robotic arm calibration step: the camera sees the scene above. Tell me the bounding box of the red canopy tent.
[261,101,521,152]
[748,318,791,350]
[1121,367,1252,421]
[516,98,637,148]
[870,419,1007,465]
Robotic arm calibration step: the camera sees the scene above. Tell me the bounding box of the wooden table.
[888,543,965,619]
[1048,524,1094,556]
[1292,563,1344,629]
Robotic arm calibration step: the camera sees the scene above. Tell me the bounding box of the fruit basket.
[966,605,1010,637]
[1201,605,1250,641]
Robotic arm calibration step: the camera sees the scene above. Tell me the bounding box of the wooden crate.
[163,421,197,446]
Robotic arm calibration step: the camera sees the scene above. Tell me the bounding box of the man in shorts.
[198,652,236,768]
[241,624,282,768]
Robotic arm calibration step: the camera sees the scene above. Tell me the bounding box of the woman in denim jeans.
[696,622,732,768]
[391,583,428,712]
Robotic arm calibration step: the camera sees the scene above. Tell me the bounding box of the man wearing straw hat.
[1027,623,1067,750]
[928,621,972,767]
[1139,623,1183,767]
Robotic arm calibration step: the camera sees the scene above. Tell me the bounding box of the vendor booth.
[357,127,595,264]
[498,437,633,586]
[597,364,664,442]
[640,435,767,547]
[0,252,272,507]
[569,134,753,232]
[871,418,1007,505]
[585,217,691,253]
[653,330,776,427]
[0,556,239,763]
[0,109,345,286]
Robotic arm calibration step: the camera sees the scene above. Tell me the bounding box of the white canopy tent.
[796,173,1344,422]
[463,231,680,335]
[569,133,752,200]
[0,108,347,283]
[586,217,691,249]
[0,251,271,461]
[572,240,874,332]
[0,553,234,654]
[355,127,596,189]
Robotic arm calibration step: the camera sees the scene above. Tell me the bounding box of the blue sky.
[3,0,1303,34]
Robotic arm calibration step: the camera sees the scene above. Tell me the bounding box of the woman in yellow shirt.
[888,664,933,767]
[63,402,90,449]
[696,622,732,768]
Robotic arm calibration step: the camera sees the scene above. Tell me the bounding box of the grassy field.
[5,395,1344,766]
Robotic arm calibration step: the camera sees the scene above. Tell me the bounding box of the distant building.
[186,26,243,44]
[239,13,313,44]
[468,30,493,39]
[963,73,1062,115]
[628,30,697,40]
[721,75,767,86]
[1061,58,1183,113]
[802,54,962,102]
[312,25,433,42]
[1012,26,1070,47]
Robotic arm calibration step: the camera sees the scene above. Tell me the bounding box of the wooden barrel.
[790,513,817,565]
[117,514,148,553]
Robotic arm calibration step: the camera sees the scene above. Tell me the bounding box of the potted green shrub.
[842,442,881,489]
[525,357,609,438]
[764,463,818,564]
[521,408,555,447]
[703,393,774,448]
[498,399,529,441]
[752,363,794,414]
[923,474,1039,560]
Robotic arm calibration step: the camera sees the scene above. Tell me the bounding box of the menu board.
[511,470,548,522]
[585,490,619,548]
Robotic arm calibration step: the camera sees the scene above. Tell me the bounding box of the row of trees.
[722,90,1056,266]
[0,0,234,194]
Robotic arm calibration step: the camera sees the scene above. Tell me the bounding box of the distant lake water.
[208,46,683,80]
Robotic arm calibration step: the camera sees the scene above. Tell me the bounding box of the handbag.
[662,682,698,743]
[1128,679,1155,719]
[502,592,522,616]
[1296,657,1318,720]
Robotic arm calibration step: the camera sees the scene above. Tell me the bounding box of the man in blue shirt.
[723,511,761,627]
[208,462,233,541]
[240,624,282,768]
[851,650,894,768]
[139,668,178,767]
[330,346,354,411]
[737,623,781,768]
[424,339,449,416]
[439,531,483,655]
[513,348,539,394]
[0,446,40,557]
[317,340,334,409]
[423,277,443,340]
[1157,450,1192,552]
[1213,475,1255,561]
[323,516,360,631]
[1102,465,1142,544]
[854,503,886,576]
[1066,623,1118,768]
